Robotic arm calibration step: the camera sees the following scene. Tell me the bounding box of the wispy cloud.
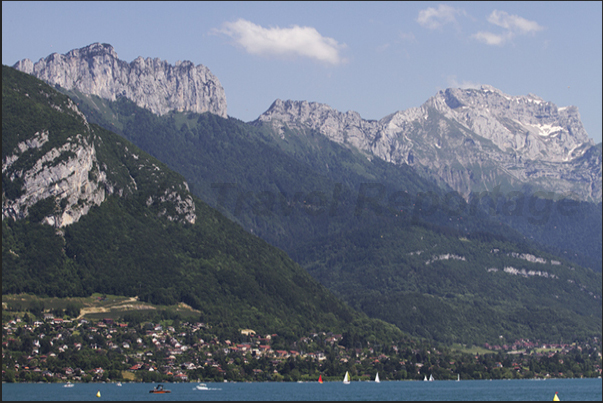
[487,10,544,34]
[214,19,346,65]
[473,10,544,46]
[472,31,512,46]
[416,4,465,30]
[447,75,481,90]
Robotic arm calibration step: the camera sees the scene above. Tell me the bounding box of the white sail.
[343,371,350,384]
[457,374,460,382]
[424,375,428,381]
[429,374,434,381]
[375,372,380,383]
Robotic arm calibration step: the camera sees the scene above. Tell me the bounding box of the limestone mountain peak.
[256,86,601,202]
[66,42,119,59]
[13,43,227,118]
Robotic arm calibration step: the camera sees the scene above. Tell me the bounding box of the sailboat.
[429,374,434,382]
[375,372,380,383]
[343,371,351,384]
[318,374,323,384]
[457,374,460,382]
[423,375,428,381]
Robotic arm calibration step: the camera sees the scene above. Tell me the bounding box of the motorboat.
[149,384,171,394]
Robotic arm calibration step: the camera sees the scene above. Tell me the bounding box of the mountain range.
[4,43,602,345]
[255,88,601,203]
[16,43,600,204]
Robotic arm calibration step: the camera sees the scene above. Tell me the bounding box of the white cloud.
[215,19,346,65]
[447,75,481,90]
[487,10,544,34]
[472,31,512,46]
[417,4,465,30]
[474,10,544,46]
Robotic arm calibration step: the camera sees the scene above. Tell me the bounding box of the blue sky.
[3,1,602,143]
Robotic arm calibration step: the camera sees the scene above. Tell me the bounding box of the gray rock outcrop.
[2,96,107,228]
[2,74,197,228]
[13,43,227,118]
[255,86,601,202]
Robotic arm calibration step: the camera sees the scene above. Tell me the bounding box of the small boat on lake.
[375,372,380,383]
[424,375,428,381]
[195,383,209,390]
[116,382,122,387]
[318,374,323,384]
[343,371,350,384]
[149,384,171,394]
[63,382,74,388]
[429,374,434,382]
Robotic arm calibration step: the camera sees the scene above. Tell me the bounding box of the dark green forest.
[65,88,602,272]
[3,65,601,348]
[291,220,601,345]
[2,65,402,344]
[54,79,602,345]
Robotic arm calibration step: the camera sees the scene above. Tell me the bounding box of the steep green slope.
[52,73,601,346]
[291,219,602,345]
[258,119,603,273]
[2,65,403,343]
[492,196,602,272]
[64,88,601,273]
[59,89,525,251]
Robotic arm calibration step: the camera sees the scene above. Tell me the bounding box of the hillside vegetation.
[56,82,603,345]
[2,65,402,344]
[64,87,602,272]
[292,220,601,345]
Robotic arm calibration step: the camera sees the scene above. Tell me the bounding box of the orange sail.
[318,374,323,384]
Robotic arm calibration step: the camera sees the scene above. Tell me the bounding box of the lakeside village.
[2,314,602,383]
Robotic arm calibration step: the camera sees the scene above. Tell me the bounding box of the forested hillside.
[55,84,603,345]
[64,88,602,272]
[291,220,602,344]
[2,65,403,343]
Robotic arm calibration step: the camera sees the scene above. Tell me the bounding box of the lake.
[2,378,601,401]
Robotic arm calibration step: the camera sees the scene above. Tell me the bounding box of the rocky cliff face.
[2,65,197,228]
[255,86,601,201]
[2,94,108,227]
[13,43,227,118]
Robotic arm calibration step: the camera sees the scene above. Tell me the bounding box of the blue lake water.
[2,378,601,401]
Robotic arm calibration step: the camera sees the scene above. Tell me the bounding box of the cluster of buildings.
[2,314,601,382]
[483,338,575,354]
[3,315,353,382]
